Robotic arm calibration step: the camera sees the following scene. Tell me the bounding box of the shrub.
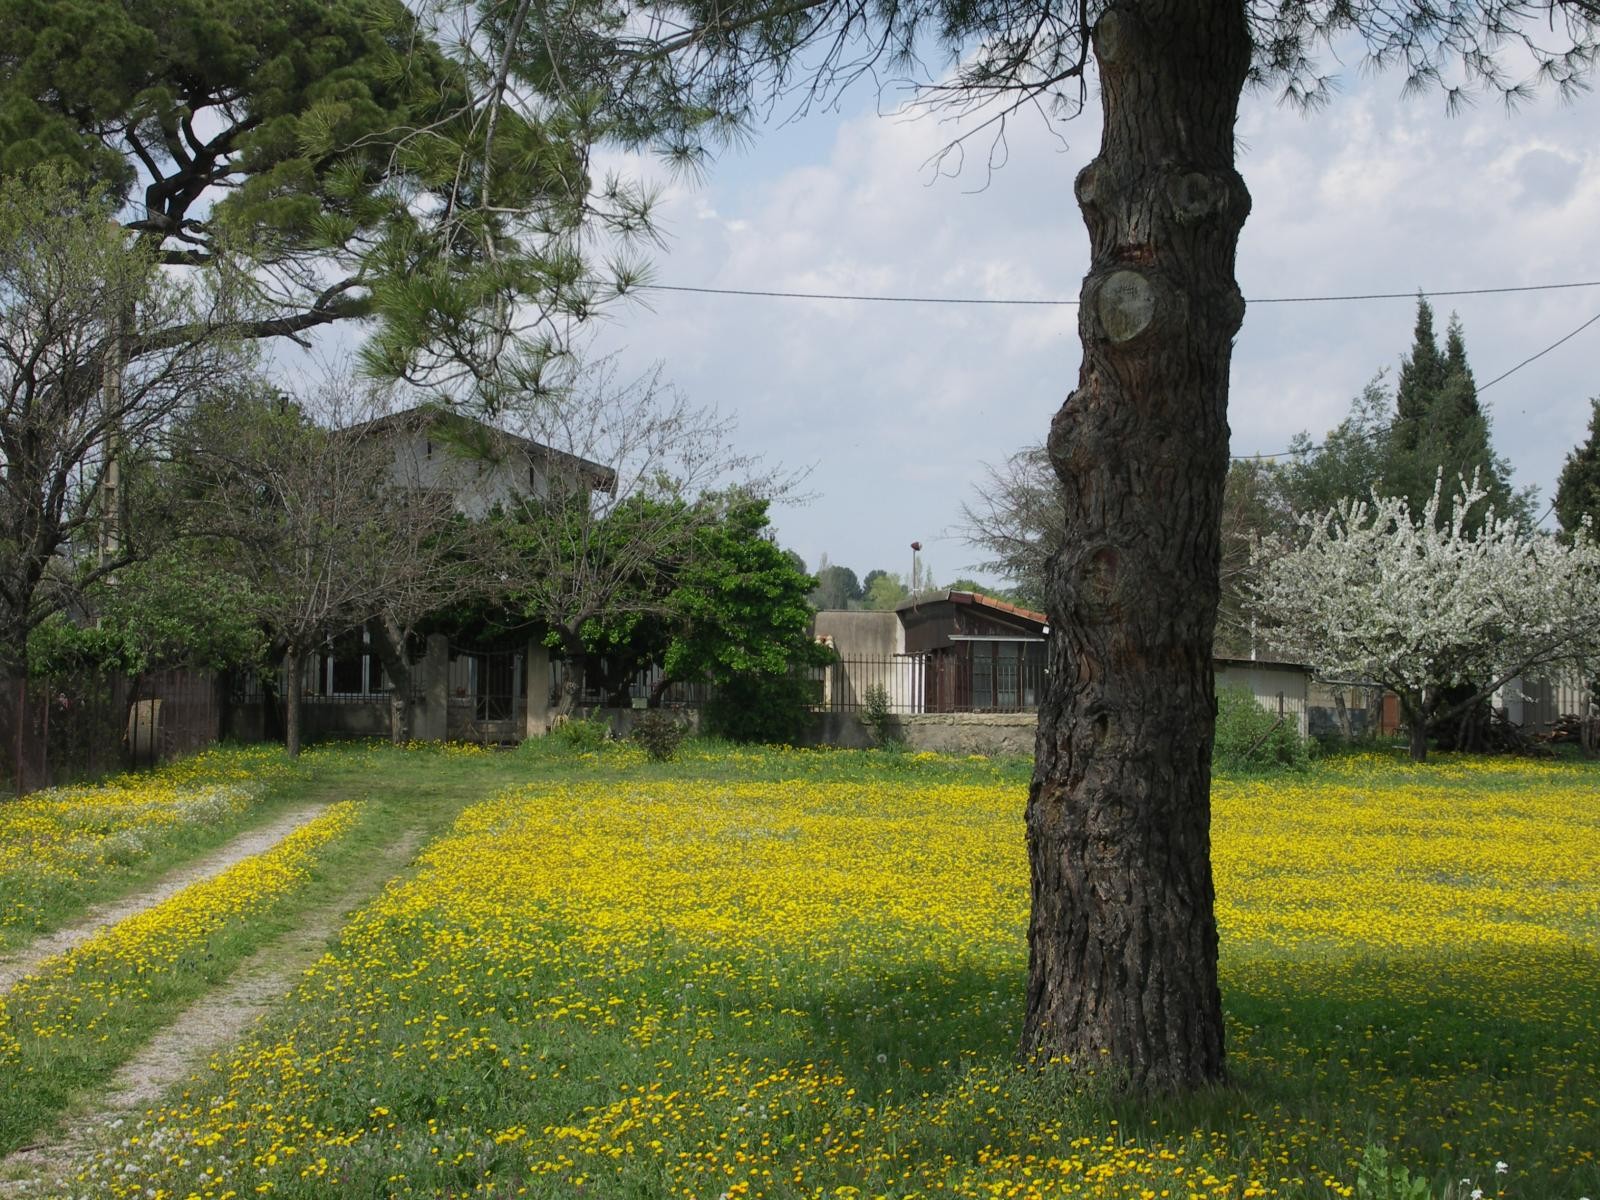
[549,715,612,752]
[862,684,899,748]
[1214,685,1310,773]
[704,673,815,745]
[631,711,687,762]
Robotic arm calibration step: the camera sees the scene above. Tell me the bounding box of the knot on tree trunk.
[1164,168,1246,227]
[1094,268,1166,346]
[1074,160,1104,214]
[1092,7,1144,68]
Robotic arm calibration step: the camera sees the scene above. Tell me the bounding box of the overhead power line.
[642,278,1600,307]
[623,273,1600,464]
[1475,309,1600,392]
[1231,308,1600,462]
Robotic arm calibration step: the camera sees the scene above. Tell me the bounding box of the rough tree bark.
[1022,0,1251,1092]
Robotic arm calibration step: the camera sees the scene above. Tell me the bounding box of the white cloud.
[575,70,1599,581]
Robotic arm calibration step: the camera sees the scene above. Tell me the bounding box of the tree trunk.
[1408,715,1429,763]
[284,643,304,759]
[366,617,414,745]
[549,630,591,723]
[1022,0,1250,1093]
[552,678,579,722]
[1397,690,1430,762]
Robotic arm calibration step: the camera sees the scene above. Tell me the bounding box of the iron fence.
[548,659,712,709]
[0,669,224,795]
[542,653,1048,716]
[816,652,1046,715]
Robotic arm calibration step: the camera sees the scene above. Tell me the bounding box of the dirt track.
[0,805,329,996]
[0,819,426,1196]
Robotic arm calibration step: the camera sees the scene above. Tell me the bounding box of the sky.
[562,58,1600,591]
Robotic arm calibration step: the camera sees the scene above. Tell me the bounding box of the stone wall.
[578,706,704,740]
[801,710,1037,756]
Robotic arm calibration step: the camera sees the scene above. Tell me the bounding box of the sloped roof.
[895,590,1049,629]
[339,403,617,494]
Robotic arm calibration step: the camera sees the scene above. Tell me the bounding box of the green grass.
[9,741,1598,1200]
[0,745,317,952]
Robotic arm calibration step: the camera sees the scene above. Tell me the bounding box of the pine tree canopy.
[0,0,660,405]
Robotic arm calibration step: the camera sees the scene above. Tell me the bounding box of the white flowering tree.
[1252,477,1600,761]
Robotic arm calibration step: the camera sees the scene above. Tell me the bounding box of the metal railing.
[815,653,1046,714]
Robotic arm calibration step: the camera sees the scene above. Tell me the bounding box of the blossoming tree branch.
[1253,475,1600,761]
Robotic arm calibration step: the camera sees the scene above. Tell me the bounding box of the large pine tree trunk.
[1022,0,1250,1092]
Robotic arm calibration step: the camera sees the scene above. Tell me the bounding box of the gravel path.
[0,824,426,1196]
[0,805,328,996]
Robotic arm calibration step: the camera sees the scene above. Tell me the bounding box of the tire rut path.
[0,804,329,996]
[0,824,427,1196]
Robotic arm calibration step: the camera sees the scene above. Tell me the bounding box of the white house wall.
[388,429,545,518]
[1214,662,1310,738]
[1498,670,1592,730]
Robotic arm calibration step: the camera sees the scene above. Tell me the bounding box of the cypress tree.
[1556,399,1600,540]
[1386,303,1524,529]
[1392,298,1447,455]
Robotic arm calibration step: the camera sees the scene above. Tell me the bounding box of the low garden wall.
[803,711,1038,756]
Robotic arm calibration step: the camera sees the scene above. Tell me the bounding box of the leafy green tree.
[1274,381,1394,522]
[662,497,833,706]
[536,0,1600,1092]
[542,496,828,717]
[810,560,863,610]
[493,365,796,713]
[862,572,909,611]
[27,552,265,679]
[1555,399,1600,541]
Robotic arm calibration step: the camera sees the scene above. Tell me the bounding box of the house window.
[315,628,387,697]
[966,640,1045,712]
[1022,643,1044,707]
[971,643,994,710]
[995,648,1021,710]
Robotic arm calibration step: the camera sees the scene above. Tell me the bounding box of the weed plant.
[861,684,903,748]
[630,711,688,761]
[1214,684,1312,773]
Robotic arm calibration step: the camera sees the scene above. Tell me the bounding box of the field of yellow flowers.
[0,801,362,1149]
[0,745,305,947]
[48,744,1596,1200]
